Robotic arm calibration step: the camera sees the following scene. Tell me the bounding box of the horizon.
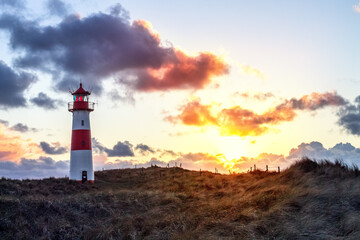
[1,0,360,179]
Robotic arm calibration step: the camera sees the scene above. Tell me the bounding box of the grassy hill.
[1,158,360,240]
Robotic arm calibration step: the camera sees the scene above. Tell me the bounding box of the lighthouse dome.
[72,83,91,95]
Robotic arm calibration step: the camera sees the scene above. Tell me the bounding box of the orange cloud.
[0,123,41,162]
[134,50,229,91]
[165,99,218,126]
[167,92,346,137]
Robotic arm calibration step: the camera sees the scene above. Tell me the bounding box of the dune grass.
[1,158,360,239]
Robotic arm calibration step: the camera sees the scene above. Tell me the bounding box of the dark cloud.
[167,92,347,137]
[0,119,9,126]
[103,157,167,170]
[108,3,129,19]
[105,141,134,157]
[331,143,356,152]
[0,0,24,8]
[92,138,105,154]
[338,96,360,135]
[128,50,229,92]
[159,149,178,158]
[0,61,36,108]
[0,6,228,94]
[135,143,155,155]
[46,0,70,17]
[0,156,69,179]
[10,123,37,133]
[30,92,62,110]
[277,92,347,111]
[40,141,67,155]
[92,138,134,157]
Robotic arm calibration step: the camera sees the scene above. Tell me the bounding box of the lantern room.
[68,83,94,112]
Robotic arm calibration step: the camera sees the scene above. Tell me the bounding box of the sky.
[2,0,360,179]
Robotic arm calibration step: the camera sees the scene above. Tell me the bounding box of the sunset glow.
[1,1,360,179]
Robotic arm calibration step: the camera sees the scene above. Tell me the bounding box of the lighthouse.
[68,83,95,183]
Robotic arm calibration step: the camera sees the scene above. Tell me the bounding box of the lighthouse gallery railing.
[68,102,95,112]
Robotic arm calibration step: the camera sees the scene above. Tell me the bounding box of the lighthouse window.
[79,96,82,101]
[81,140,85,147]
[81,120,84,126]
[73,96,76,101]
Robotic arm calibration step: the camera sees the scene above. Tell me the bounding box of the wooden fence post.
[266,165,268,172]
[278,166,280,173]
[254,164,256,171]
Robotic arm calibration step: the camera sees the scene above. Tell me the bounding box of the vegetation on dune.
[1,158,360,239]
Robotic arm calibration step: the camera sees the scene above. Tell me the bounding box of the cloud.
[0,0,24,9]
[46,0,70,17]
[233,91,274,101]
[0,6,228,94]
[135,143,155,155]
[0,123,41,162]
[286,141,360,167]
[109,89,135,105]
[128,50,229,92]
[0,61,36,108]
[159,149,178,158]
[10,123,37,133]
[92,138,134,157]
[103,157,167,170]
[105,141,134,157]
[238,63,266,80]
[169,152,228,171]
[92,138,105,154]
[338,95,360,136]
[108,3,129,19]
[165,98,218,126]
[30,92,63,110]
[40,141,67,155]
[0,156,69,179]
[233,153,287,172]
[167,92,347,137]
[0,119,9,126]
[232,141,360,172]
[277,91,347,111]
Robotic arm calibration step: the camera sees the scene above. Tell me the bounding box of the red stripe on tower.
[71,129,92,150]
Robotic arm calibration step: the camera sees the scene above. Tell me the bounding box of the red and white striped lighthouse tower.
[68,83,95,183]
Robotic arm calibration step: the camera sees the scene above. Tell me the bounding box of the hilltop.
[1,158,360,239]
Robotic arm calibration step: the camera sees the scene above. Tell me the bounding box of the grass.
[1,158,360,239]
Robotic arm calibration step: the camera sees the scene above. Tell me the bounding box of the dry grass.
[1,158,360,239]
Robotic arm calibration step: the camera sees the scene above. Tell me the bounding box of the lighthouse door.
[82,171,87,183]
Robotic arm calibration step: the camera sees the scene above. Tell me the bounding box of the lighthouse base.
[69,150,94,181]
